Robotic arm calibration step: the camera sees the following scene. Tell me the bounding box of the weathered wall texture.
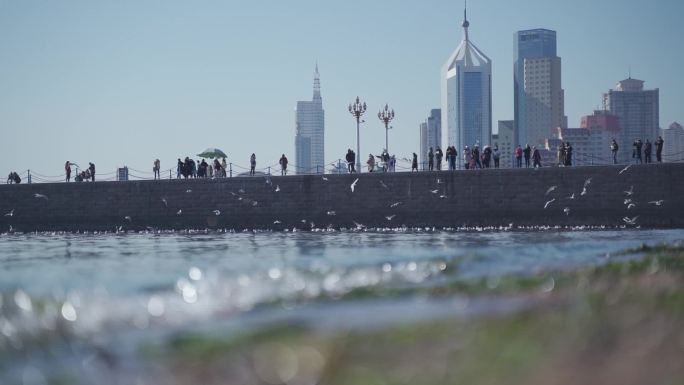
[1,164,682,232]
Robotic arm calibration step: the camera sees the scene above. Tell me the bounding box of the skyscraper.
[295,65,325,174]
[514,29,567,148]
[603,78,659,162]
[661,122,683,163]
[420,109,442,169]
[442,4,492,167]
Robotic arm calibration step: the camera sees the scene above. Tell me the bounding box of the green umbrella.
[197,148,228,159]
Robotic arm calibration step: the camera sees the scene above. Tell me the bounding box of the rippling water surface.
[0,229,683,383]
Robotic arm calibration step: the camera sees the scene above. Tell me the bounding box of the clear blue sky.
[1,0,682,177]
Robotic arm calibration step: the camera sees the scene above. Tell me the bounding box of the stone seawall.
[1,163,683,232]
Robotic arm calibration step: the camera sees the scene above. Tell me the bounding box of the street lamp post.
[377,104,395,153]
[348,96,367,172]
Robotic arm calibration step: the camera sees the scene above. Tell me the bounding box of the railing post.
[169,170,172,179]
[268,166,271,176]
[229,163,233,178]
[28,170,31,184]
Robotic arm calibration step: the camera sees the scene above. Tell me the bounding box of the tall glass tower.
[295,65,325,174]
[514,29,567,147]
[441,4,492,166]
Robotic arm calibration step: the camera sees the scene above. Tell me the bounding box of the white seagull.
[213,210,221,216]
[186,189,192,193]
[624,199,632,205]
[430,189,439,194]
[648,200,665,206]
[322,176,329,181]
[350,178,359,193]
[567,193,575,200]
[545,186,557,196]
[624,186,634,196]
[623,216,638,225]
[563,207,571,216]
[176,209,182,215]
[34,193,48,200]
[581,187,588,196]
[238,189,245,194]
[161,198,168,207]
[353,221,365,230]
[4,209,13,217]
[618,165,631,175]
[544,199,556,209]
[439,195,448,199]
[390,202,402,208]
[385,215,396,221]
[627,203,636,210]
[437,179,443,184]
[124,216,132,222]
[327,211,336,216]
[273,220,282,224]
[252,201,258,207]
[275,185,281,192]
[583,178,592,188]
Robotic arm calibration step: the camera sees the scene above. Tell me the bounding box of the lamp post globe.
[378,104,395,153]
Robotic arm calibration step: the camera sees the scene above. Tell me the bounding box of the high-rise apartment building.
[603,78,659,163]
[420,109,442,169]
[514,29,567,148]
[442,6,492,168]
[295,65,325,174]
[494,120,514,168]
[661,122,684,163]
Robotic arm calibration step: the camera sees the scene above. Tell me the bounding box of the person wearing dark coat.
[633,139,643,164]
[523,144,532,168]
[564,142,573,167]
[644,140,652,164]
[88,162,96,182]
[532,147,542,168]
[428,147,434,171]
[655,136,664,162]
[345,149,356,173]
[411,153,418,172]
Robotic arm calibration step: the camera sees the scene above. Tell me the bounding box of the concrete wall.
[1,163,683,232]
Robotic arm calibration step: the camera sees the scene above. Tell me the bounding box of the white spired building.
[441,5,492,167]
[295,65,325,174]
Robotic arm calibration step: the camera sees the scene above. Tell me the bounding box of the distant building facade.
[661,122,684,162]
[442,6,492,168]
[295,65,325,174]
[494,120,514,168]
[580,110,622,164]
[603,78,659,163]
[514,29,567,148]
[420,109,442,169]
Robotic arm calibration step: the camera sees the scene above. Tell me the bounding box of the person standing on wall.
[279,154,288,176]
[435,147,443,171]
[492,145,500,169]
[89,162,96,182]
[564,142,573,167]
[644,140,652,164]
[610,139,619,164]
[532,147,542,168]
[428,147,434,171]
[523,144,532,168]
[65,161,72,182]
[153,159,160,180]
[411,153,418,172]
[655,136,664,163]
[515,145,523,168]
[250,153,257,176]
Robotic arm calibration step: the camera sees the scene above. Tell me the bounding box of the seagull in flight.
[322,176,329,181]
[4,209,13,217]
[213,210,221,216]
[563,207,571,216]
[583,178,592,188]
[627,203,636,210]
[437,179,443,184]
[34,193,48,200]
[176,209,182,215]
[648,200,664,206]
[624,199,632,205]
[385,215,396,221]
[623,216,638,225]
[544,199,556,209]
[124,216,132,222]
[581,187,588,196]
[273,220,282,224]
[567,193,575,200]
[252,201,258,207]
[545,186,557,196]
[326,211,336,216]
[390,202,402,208]
[275,185,281,192]
[430,189,439,194]
[353,221,365,230]
[350,178,359,192]
[439,195,448,199]
[238,189,246,194]
[185,189,192,193]
[624,186,634,196]
[161,198,168,207]
[618,165,631,175]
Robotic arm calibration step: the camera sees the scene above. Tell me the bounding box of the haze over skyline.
[1,0,682,176]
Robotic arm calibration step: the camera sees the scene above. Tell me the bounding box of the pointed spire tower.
[295,62,325,174]
[313,62,321,101]
[441,1,492,164]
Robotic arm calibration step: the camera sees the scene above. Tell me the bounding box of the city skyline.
[295,64,325,174]
[1,0,682,175]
